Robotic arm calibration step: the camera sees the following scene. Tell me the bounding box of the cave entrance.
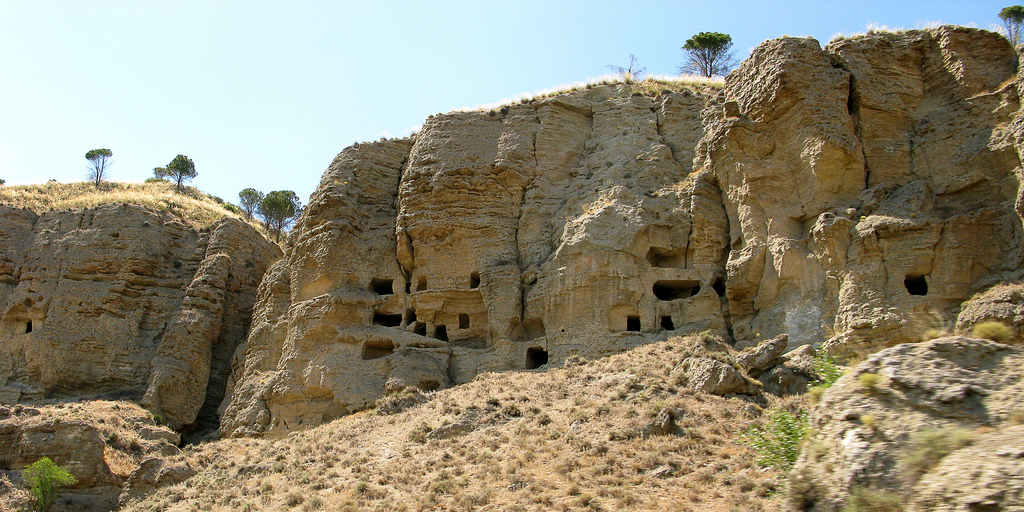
[25,321,32,334]
[413,323,427,336]
[459,314,470,329]
[370,278,394,295]
[362,340,395,360]
[435,325,448,342]
[646,247,686,268]
[713,277,726,297]
[470,272,480,289]
[626,316,641,332]
[526,347,548,369]
[905,275,928,296]
[372,312,402,327]
[653,280,701,301]
[417,276,427,292]
[661,316,675,331]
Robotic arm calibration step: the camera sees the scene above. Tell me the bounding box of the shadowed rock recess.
[221,26,1024,438]
[0,203,281,433]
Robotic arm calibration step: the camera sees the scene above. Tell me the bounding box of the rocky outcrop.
[222,26,1024,437]
[0,401,184,512]
[789,336,1024,511]
[0,203,280,432]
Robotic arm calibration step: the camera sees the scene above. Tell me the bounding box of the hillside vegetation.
[125,335,789,512]
[0,181,262,232]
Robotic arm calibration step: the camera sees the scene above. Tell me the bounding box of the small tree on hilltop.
[85,148,113,187]
[607,54,646,83]
[258,190,302,241]
[238,188,264,220]
[1001,5,1024,45]
[23,457,76,512]
[155,154,197,193]
[680,32,738,78]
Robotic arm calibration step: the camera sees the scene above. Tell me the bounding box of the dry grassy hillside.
[0,181,263,233]
[125,335,791,512]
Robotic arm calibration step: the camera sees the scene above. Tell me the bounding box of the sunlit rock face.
[221,26,1024,437]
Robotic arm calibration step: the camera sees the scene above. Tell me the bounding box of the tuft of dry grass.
[124,335,786,511]
[0,180,264,233]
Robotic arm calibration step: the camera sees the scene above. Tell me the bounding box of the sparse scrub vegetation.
[971,320,1014,343]
[857,372,882,392]
[743,407,808,471]
[900,427,974,484]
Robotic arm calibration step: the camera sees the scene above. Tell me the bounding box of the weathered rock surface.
[789,337,1024,511]
[0,203,280,431]
[954,282,1024,338]
[222,26,1024,437]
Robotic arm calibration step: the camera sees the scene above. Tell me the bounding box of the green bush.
[744,408,808,470]
[971,321,1014,343]
[857,373,882,392]
[22,457,76,512]
[144,177,168,183]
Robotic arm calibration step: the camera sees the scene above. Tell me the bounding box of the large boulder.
[789,336,1024,511]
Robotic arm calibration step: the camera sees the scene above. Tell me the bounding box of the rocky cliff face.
[0,203,281,432]
[221,26,1024,437]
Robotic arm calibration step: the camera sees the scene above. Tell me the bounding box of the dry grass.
[457,75,724,114]
[125,336,785,511]
[0,180,262,232]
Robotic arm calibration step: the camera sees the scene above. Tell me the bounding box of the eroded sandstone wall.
[0,203,281,432]
[222,26,1024,437]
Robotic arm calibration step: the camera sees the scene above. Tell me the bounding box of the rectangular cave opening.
[626,316,641,332]
[646,247,686,268]
[526,347,548,369]
[25,321,32,334]
[653,280,701,301]
[370,278,394,295]
[362,339,395,360]
[661,315,675,331]
[413,322,427,336]
[459,313,470,329]
[417,276,427,292]
[435,325,448,341]
[372,312,402,327]
[470,271,480,289]
[905,274,928,296]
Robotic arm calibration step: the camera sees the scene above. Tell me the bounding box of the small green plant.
[22,457,76,512]
[971,321,1014,343]
[807,352,845,403]
[744,408,808,470]
[901,427,974,483]
[857,373,882,392]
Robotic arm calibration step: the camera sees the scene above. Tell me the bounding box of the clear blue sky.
[0,1,1013,205]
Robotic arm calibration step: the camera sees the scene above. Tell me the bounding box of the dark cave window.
[405,309,416,325]
[626,316,641,332]
[417,276,427,292]
[905,275,928,296]
[470,272,480,289]
[459,314,470,329]
[526,347,548,369]
[435,325,448,341]
[653,280,701,301]
[646,247,686,268]
[370,278,394,295]
[413,322,427,336]
[661,316,675,331]
[372,312,402,327]
[713,277,726,297]
[25,321,32,334]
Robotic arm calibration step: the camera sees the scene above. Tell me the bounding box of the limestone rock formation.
[0,203,280,431]
[788,336,1024,511]
[954,282,1024,338]
[222,26,1024,437]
